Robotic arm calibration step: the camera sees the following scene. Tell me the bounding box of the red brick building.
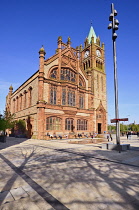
[6,26,107,139]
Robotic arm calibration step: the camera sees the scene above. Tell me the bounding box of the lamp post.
[108,3,120,146]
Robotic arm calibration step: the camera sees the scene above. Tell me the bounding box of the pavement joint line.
[0,153,69,210]
[27,143,139,168]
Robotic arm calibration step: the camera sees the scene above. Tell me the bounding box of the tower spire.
[88,24,97,44]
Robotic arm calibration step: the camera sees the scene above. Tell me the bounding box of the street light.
[108,3,120,147]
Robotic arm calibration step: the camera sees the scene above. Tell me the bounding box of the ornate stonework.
[6,26,107,139]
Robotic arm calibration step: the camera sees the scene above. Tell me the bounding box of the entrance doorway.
[98,123,101,134]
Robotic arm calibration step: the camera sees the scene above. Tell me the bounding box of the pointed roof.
[88,25,97,44]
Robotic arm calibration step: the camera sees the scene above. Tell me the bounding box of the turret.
[57,36,62,53]
[9,85,13,94]
[67,37,71,48]
[38,45,46,101]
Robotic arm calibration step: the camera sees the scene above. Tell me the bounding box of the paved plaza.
[0,136,139,210]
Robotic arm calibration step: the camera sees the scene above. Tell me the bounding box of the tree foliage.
[0,111,15,131]
[108,123,139,133]
[14,120,26,134]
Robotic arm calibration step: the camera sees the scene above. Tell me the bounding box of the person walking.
[107,133,110,141]
[110,133,113,141]
[126,132,128,140]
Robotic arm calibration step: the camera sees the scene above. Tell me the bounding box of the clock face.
[96,49,101,57]
[84,50,89,58]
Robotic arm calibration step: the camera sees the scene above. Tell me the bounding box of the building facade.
[6,26,107,139]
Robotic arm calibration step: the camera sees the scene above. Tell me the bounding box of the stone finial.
[9,85,13,91]
[58,36,62,41]
[96,36,100,46]
[67,36,71,46]
[55,48,59,54]
[79,44,83,51]
[84,37,89,47]
[102,42,105,49]
[76,46,79,50]
[39,45,46,55]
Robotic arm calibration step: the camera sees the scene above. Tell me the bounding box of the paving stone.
[10,187,28,200]
[0,200,24,210]
[0,191,14,205]
[20,197,40,210]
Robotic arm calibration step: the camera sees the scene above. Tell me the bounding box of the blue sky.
[0,0,139,124]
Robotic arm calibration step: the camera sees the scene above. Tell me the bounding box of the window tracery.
[65,118,74,130]
[46,117,61,130]
[50,69,57,79]
[77,119,87,130]
[61,68,76,82]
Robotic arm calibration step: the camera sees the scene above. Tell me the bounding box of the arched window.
[19,94,23,110]
[96,60,98,67]
[50,69,57,79]
[79,75,85,88]
[65,118,73,130]
[28,87,32,107]
[88,60,90,68]
[68,89,75,106]
[50,86,57,105]
[46,117,61,130]
[86,61,88,69]
[16,96,19,112]
[61,68,76,82]
[13,99,15,113]
[77,119,87,130]
[79,78,83,87]
[24,90,27,109]
[79,94,84,109]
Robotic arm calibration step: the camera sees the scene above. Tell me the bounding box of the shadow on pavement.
[0,137,28,150]
[0,139,139,209]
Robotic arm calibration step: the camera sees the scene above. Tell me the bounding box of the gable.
[61,48,77,70]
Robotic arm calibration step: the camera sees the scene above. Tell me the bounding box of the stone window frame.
[60,68,76,83]
[79,74,86,88]
[50,85,57,105]
[67,88,75,106]
[46,116,62,130]
[19,93,23,111]
[23,90,27,109]
[65,118,74,130]
[79,93,84,109]
[28,86,33,107]
[49,68,58,79]
[77,119,88,130]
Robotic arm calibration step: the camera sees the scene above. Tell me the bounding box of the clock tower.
[80,25,107,133]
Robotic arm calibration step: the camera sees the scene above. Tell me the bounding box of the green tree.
[14,120,26,135]
[0,111,15,132]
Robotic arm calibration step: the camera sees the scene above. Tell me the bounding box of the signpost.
[111,118,128,123]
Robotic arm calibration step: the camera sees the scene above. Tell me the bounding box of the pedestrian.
[126,132,128,140]
[110,133,113,141]
[107,133,110,141]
